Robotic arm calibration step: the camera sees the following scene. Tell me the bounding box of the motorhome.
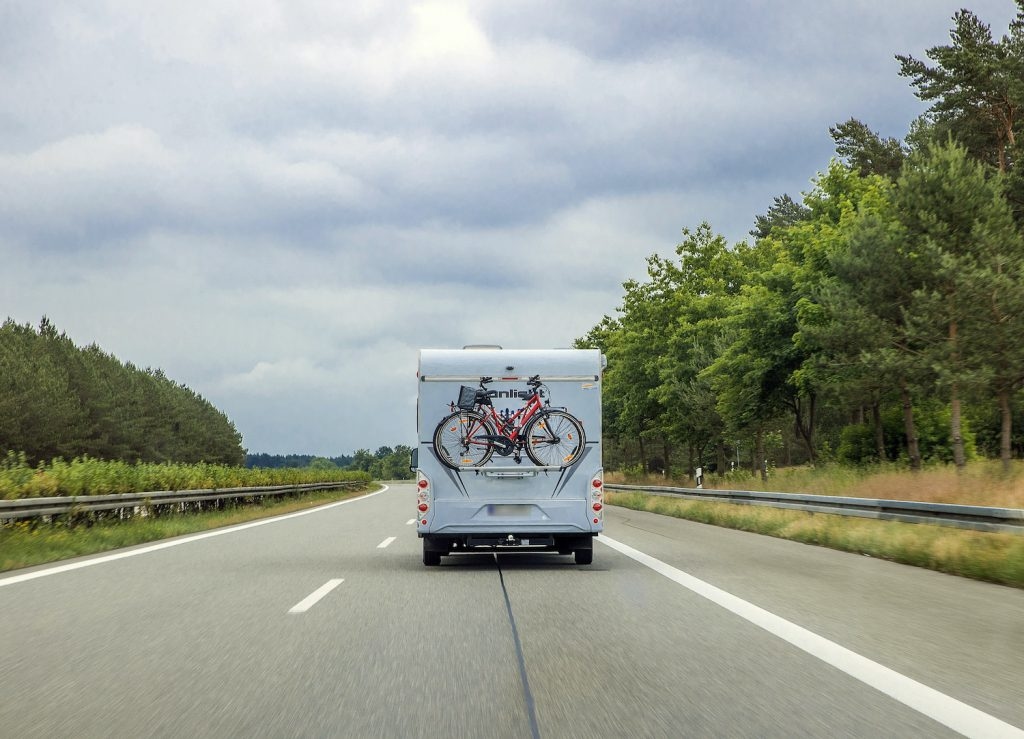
[414,347,604,565]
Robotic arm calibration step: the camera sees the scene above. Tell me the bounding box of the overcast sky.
[2,1,1018,457]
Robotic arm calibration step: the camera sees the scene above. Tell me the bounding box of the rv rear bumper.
[418,498,602,536]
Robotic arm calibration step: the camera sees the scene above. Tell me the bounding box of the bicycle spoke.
[524,411,585,467]
[433,411,494,468]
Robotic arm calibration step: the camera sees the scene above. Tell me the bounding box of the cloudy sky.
[2,0,1017,457]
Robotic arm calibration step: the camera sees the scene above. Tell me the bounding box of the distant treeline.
[247,446,414,480]
[0,318,244,466]
[347,446,414,480]
[246,453,355,469]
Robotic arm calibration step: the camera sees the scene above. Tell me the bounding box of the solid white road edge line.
[0,486,390,588]
[598,535,1024,739]
[377,536,397,548]
[289,579,344,614]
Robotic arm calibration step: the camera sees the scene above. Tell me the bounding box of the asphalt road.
[1,483,1022,738]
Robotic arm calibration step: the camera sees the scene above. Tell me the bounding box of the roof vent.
[462,344,503,350]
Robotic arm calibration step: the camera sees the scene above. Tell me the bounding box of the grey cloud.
[4,0,1019,454]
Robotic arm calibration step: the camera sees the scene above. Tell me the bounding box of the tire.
[523,410,586,467]
[574,546,593,565]
[423,538,442,566]
[433,410,496,469]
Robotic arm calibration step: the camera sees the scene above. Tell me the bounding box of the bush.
[837,401,977,465]
[837,424,880,465]
[0,455,371,499]
[621,463,647,481]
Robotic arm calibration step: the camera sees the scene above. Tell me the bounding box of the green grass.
[0,453,372,499]
[607,490,1024,588]
[0,484,376,573]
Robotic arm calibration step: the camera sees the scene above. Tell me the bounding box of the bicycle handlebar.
[478,375,543,393]
[480,374,541,385]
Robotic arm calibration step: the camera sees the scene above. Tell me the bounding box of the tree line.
[246,447,414,480]
[346,446,415,480]
[0,317,245,466]
[577,4,1024,477]
[245,453,355,469]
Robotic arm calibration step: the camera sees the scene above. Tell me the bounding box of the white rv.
[414,347,605,565]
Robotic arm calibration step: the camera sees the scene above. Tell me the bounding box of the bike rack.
[478,465,565,478]
[420,375,599,382]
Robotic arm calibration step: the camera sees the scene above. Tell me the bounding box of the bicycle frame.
[459,382,547,457]
[482,390,544,444]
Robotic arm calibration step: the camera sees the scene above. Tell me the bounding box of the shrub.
[837,401,977,465]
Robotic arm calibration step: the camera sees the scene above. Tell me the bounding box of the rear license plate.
[486,504,530,517]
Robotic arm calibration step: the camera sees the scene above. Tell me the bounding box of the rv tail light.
[589,469,604,526]
[416,471,432,523]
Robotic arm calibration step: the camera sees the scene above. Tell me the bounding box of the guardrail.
[605,484,1024,535]
[0,481,368,522]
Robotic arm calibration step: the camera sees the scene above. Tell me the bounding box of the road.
[1,483,1022,738]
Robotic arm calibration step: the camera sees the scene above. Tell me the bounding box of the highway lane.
[603,505,1024,730]
[0,483,1021,738]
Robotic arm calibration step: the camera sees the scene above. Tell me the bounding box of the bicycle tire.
[524,410,586,467]
[433,410,496,469]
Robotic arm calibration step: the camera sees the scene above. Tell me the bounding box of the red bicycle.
[433,375,586,469]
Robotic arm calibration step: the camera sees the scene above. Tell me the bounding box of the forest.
[577,4,1024,478]
[0,317,245,466]
[0,316,412,476]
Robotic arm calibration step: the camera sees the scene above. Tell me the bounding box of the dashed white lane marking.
[406,519,416,525]
[0,487,390,588]
[377,536,397,549]
[288,579,344,614]
[599,535,1024,739]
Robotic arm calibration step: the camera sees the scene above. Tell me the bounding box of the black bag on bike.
[457,385,477,411]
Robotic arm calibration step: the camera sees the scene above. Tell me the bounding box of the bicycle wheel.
[524,410,586,467]
[433,410,496,469]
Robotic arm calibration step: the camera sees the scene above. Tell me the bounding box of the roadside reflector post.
[695,466,703,489]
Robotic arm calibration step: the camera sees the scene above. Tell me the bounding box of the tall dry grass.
[606,461,1024,509]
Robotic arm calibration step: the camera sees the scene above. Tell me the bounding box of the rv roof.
[419,348,602,380]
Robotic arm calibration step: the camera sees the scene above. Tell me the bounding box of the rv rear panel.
[415,348,604,565]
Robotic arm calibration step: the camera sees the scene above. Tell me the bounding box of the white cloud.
[220,358,340,397]
[409,1,494,65]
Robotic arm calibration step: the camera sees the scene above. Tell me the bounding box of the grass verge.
[607,491,1024,589]
[608,459,1024,508]
[0,484,376,573]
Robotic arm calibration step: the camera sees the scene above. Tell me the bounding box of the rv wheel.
[574,546,593,565]
[423,538,442,566]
